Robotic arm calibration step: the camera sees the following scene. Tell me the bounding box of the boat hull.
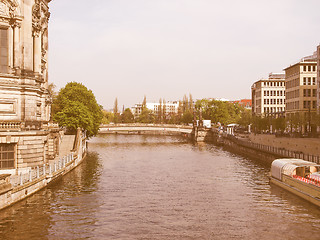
[270,177,320,207]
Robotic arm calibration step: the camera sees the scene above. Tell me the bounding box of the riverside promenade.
[218,132,320,164]
[248,134,320,157]
[0,129,87,211]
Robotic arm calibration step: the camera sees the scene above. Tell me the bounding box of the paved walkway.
[54,135,75,161]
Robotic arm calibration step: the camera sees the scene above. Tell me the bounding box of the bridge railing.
[101,123,192,129]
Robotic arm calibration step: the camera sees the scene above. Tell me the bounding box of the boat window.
[296,167,304,177]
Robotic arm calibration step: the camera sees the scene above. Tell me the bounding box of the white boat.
[270,158,320,207]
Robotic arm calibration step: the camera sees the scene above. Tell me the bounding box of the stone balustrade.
[0,122,21,131]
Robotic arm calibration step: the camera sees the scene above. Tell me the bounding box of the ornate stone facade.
[0,0,58,174]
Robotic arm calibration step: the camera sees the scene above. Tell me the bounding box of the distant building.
[251,73,286,117]
[131,101,180,118]
[208,98,230,102]
[231,99,252,110]
[284,53,317,127]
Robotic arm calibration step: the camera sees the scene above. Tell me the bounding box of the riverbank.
[0,129,87,211]
[214,132,320,165]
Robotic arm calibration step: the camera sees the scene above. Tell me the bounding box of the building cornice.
[284,61,317,71]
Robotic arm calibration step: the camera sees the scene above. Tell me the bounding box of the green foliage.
[237,109,252,127]
[102,110,114,124]
[181,111,193,124]
[138,108,155,123]
[53,82,103,137]
[195,99,244,125]
[272,117,286,132]
[120,108,134,123]
[252,116,270,132]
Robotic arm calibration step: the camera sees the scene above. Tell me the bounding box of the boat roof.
[271,159,320,179]
[272,158,320,168]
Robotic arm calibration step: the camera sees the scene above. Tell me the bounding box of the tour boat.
[270,159,320,207]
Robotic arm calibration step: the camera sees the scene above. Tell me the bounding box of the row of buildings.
[130,98,252,120]
[252,45,320,131]
[131,101,180,118]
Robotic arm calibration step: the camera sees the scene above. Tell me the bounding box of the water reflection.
[0,135,319,240]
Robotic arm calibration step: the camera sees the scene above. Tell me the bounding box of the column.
[33,31,42,74]
[13,24,20,69]
[8,26,13,68]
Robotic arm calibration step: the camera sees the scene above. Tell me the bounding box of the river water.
[0,134,320,240]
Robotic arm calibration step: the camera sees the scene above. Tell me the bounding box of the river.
[0,134,320,240]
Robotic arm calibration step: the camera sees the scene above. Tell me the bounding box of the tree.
[120,108,134,123]
[138,108,155,123]
[53,82,103,137]
[181,110,193,124]
[189,93,193,112]
[157,98,163,123]
[113,98,119,124]
[195,99,244,125]
[102,110,114,124]
[142,95,147,109]
[238,109,252,128]
[162,99,166,123]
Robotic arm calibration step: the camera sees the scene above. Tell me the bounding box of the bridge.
[99,124,193,136]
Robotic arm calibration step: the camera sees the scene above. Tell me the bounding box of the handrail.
[10,152,75,187]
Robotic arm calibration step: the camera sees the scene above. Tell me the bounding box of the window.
[313,89,317,97]
[308,77,311,85]
[0,28,8,74]
[303,66,307,71]
[313,77,316,85]
[0,144,15,169]
[303,77,306,85]
[308,66,311,71]
[37,103,41,117]
[313,66,316,72]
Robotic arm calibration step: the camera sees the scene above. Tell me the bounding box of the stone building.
[317,45,320,112]
[251,73,286,117]
[0,0,58,175]
[284,53,317,132]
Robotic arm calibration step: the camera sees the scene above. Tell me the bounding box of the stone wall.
[249,134,320,156]
[0,129,60,175]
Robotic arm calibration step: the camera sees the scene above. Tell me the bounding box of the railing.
[10,153,75,187]
[0,122,21,131]
[225,134,320,164]
[0,121,61,132]
[101,123,192,129]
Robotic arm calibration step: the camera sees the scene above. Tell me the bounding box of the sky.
[48,0,320,110]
